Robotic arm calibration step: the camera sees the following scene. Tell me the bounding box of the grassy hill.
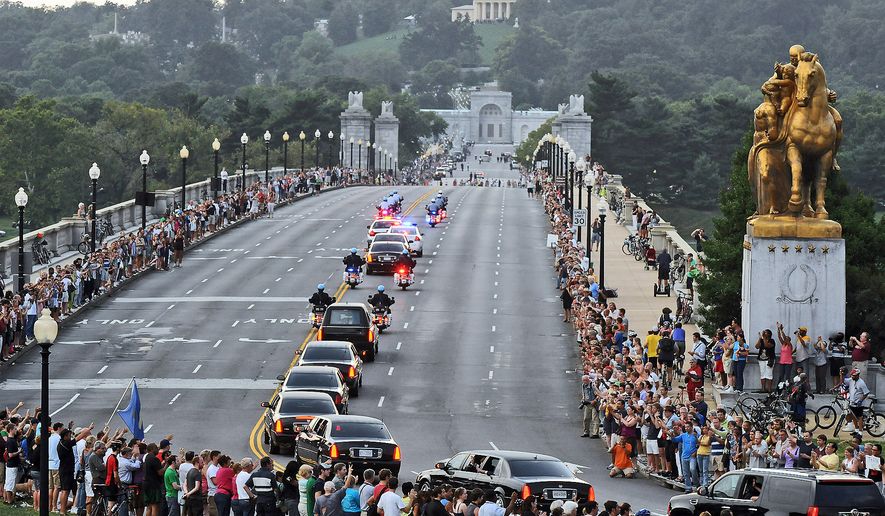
[335,23,514,66]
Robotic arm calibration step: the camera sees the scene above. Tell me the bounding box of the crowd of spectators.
[1,169,365,363]
[538,170,885,498]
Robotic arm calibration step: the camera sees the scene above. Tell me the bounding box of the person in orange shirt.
[608,435,635,478]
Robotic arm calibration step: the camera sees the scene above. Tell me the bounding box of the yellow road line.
[248,187,435,470]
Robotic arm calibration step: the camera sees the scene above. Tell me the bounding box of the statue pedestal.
[741,233,845,353]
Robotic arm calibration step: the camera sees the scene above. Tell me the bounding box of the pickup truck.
[316,303,380,361]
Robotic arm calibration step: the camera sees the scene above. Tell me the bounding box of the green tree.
[361,0,396,37]
[181,42,257,93]
[399,5,479,68]
[492,24,566,82]
[328,1,360,45]
[696,132,755,333]
[410,60,460,108]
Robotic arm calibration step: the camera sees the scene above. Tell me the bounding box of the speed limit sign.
[572,208,588,226]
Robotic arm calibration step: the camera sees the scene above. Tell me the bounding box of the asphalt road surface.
[0,184,674,513]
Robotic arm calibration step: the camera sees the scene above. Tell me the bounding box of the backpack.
[365,486,388,516]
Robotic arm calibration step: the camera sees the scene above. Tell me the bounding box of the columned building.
[451,0,516,22]
[423,83,558,149]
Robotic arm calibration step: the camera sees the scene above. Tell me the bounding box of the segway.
[653,282,671,297]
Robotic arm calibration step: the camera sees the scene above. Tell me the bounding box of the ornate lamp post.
[299,131,306,173]
[357,138,363,170]
[263,130,271,184]
[139,150,150,229]
[179,146,189,209]
[14,187,27,292]
[327,131,334,169]
[211,139,220,200]
[240,133,249,193]
[34,307,58,516]
[89,163,100,252]
[598,198,608,289]
[282,132,290,176]
[568,149,576,213]
[576,157,586,241]
[339,133,344,166]
[314,129,321,170]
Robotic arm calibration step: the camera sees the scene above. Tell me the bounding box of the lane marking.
[217,268,225,272]
[489,441,499,450]
[492,325,496,332]
[288,267,294,272]
[232,320,240,327]
[167,304,175,310]
[144,424,154,433]
[168,393,181,405]
[490,346,495,353]
[275,277,282,282]
[488,370,494,380]
[192,364,202,374]
[263,288,270,294]
[247,304,255,310]
[255,243,261,247]
[493,308,497,314]
[396,342,402,350]
[403,322,409,329]
[424,269,429,273]
[410,306,415,312]
[186,289,193,295]
[97,365,108,374]
[415,291,420,296]
[145,321,155,328]
[214,340,222,348]
[202,278,208,283]
[230,259,237,263]
[493,294,498,299]
[388,367,395,376]
[50,393,81,417]
[377,396,385,407]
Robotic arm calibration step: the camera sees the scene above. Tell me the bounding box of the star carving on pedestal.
[781,245,789,253]
[822,245,830,254]
[807,244,816,253]
[795,245,803,253]
[768,244,776,253]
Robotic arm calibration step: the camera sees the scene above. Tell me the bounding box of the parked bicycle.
[31,233,52,265]
[78,217,114,255]
[675,289,693,324]
[621,234,649,261]
[814,388,885,437]
[669,253,687,285]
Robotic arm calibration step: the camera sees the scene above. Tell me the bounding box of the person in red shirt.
[685,359,704,401]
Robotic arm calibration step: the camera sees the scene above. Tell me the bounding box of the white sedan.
[388,224,423,257]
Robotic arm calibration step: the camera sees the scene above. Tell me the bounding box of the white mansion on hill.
[451,0,516,22]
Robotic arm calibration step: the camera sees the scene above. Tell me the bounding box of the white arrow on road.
[238,338,290,344]
[155,337,211,344]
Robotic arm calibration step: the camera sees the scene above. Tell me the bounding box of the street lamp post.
[34,307,58,516]
[263,130,271,184]
[568,149,576,214]
[576,157,586,241]
[282,132,290,176]
[240,133,249,193]
[211,139,220,200]
[179,146,189,209]
[89,163,100,252]
[598,198,608,289]
[299,131,306,173]
[349,137,354,169]
[314,130,321,170]
[14,187,27,292]
[140,150,150,229]
[357,139,363,170]
[327,131,334,169]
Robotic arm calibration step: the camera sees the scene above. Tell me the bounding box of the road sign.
[573,208,588,226]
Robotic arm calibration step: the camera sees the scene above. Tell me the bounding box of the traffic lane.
[494,186,674,513]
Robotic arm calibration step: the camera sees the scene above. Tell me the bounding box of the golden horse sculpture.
[747,45,842,238]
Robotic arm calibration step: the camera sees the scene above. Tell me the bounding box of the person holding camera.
[579,375,600,439]
[608,436,634,479]
[849,332,872,377]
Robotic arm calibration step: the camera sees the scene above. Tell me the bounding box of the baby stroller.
[644,246,657,270]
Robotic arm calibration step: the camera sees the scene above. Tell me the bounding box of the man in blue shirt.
[672,323,686,371]
[671,426,699,493]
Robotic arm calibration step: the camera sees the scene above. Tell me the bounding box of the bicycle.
[675,289,693,324]
[90,484,110,516]
[670,253,687,285]
[621,234,643,257]
[31,238,52,265]
[815,390,885,437]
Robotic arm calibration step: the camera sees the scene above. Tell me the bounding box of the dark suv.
[668,468,885,516]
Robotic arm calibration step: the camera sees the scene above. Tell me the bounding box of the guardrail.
[0,168,289,283]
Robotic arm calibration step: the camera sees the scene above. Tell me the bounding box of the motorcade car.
[667,468,885,516]
[388,225,423,256]
[296,340,363,397]
[366,218,401,247]
[366,242,409,274]
[295,415,401,476]
[277,365,349,413]
[260,391,338,454]
[317,303,379,361]
[415,450,594,509]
